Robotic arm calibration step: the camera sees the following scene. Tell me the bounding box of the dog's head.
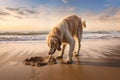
[47,36,61,55]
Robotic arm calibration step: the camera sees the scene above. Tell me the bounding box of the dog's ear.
[57,38,61,51]
[52,37,61,51]
[58,38,61,46]
[52,38,57,44]
[54,27,61,37]
[47,35,50,46]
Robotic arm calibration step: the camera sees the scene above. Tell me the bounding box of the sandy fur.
[47,15,86,63]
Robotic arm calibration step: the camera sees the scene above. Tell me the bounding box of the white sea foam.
[0,31,120,41]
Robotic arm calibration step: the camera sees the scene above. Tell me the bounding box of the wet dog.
[47,15,86,64]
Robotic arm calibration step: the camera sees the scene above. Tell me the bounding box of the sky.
[0,0,120,31]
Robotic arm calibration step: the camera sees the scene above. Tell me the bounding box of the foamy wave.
[0,31,120,41]
[83,31,120,39]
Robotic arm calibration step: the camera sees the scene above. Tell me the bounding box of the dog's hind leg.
[73,38,79,55]
[56,43,67,59]
[74,29,82,56]
[74,37,81,56]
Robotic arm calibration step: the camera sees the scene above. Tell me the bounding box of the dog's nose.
[48,51,52,55]
[57,47,61,51]
[48,52,51,55]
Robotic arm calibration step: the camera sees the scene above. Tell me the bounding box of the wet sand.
[0,39,120,80]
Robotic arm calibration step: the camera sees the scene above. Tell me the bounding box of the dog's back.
[63,15,83,36]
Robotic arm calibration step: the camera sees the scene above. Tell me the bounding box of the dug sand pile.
[23,56,57,67]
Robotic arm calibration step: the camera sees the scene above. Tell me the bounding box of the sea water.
[0,31,120,42]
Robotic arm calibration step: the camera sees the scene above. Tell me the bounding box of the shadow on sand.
[74,56,120,67]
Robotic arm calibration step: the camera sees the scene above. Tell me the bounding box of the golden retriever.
[47,15,86,64]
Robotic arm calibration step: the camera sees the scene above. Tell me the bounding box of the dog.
[47,15,86,64]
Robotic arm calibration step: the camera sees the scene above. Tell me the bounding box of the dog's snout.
[48,51,54,55]
[48,48,56,55]
[48,51,52,55]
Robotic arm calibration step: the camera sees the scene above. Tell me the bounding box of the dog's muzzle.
[48,48,56,55]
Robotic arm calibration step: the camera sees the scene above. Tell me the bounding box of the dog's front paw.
[56,56,63,59]
[74,52,80,57]
[62,59,73,64]
[74,54,79,57]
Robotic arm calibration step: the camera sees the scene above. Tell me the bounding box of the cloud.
[0,11,10,16]
[6,7,37,16]
[6,7,20,11]
[0,6,76,31]
[0,5,120,31]
[0,10,11,21]
[0,7,38,20]
[97,7,120,22]
[14,16,22,19]
[24,9,36,14]
[62,0,68,3]
[17,9,37,15]
[62,0,72,4]
[80,7,120,31]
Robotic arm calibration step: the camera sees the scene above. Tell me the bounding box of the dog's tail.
[82,19,86,28]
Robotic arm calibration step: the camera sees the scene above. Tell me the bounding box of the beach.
[0,39,120,80]
[0,0,120,79]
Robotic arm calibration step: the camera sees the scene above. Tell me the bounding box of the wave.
[83,31,120,39]
[0,31,120,41]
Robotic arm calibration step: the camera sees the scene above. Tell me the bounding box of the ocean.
[0,31,120,41]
